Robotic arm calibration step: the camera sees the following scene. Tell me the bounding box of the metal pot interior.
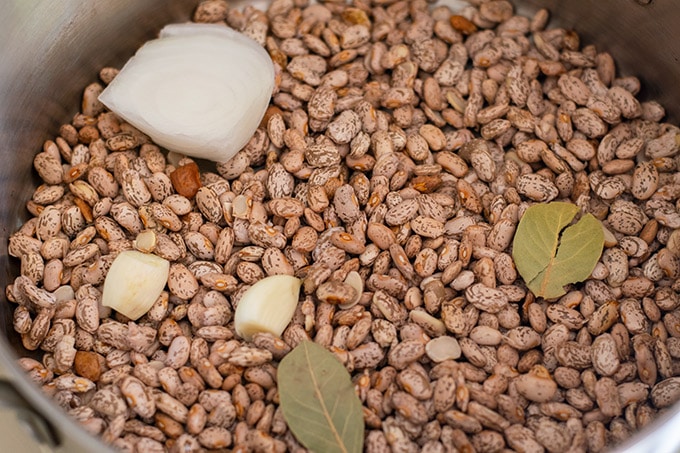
[1,0,679,451]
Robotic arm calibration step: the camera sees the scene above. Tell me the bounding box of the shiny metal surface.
[0,0,679,452]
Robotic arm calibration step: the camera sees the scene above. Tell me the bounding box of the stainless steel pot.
[0,1,679,451]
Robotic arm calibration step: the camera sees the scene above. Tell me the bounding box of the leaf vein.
[304,343,348,453]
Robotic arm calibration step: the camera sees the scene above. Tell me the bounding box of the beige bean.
[591,333,620,377]
[651,377,680,408]
[595,377,622,417]
[167,264,199,300]
[465,283,508,314]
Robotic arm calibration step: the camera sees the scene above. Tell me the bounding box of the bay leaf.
[278,341,364,453]
[512,202,604,299]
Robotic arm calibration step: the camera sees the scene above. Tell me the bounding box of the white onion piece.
[99,23,275,162]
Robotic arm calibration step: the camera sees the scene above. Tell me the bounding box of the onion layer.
[99,23,275,162]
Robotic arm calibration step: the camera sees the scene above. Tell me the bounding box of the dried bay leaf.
[512,202,604,299]
[278,341,364,453]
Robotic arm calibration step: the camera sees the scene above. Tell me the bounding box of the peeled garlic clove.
[102,250,170,320]
[98,23,275,163]
[234,275,302,342]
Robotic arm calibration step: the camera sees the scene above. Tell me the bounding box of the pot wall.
[0,0,678,451]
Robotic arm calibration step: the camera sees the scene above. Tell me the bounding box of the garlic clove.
[102,250,170,320]
[98,23,275,163]
[234,275,302,342]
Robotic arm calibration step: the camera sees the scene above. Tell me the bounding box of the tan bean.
[465,283,508,314]
[651,377,680,408]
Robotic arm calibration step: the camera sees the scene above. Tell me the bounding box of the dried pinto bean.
[8,0,680,451]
